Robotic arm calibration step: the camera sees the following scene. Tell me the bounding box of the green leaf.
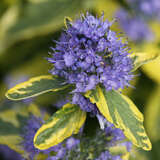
[34,103,86,150]
[85,85,152,151]
[131,52,159,71]
[0,0,85,52]
[145,85,160,141]
[5,75,68,100]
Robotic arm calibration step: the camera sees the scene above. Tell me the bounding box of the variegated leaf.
[34,103,86,150]
[142,56,160,84]
[5,75,68,100]
[85,85,152,151]
[131,51,159,71]
[0,0,85,52]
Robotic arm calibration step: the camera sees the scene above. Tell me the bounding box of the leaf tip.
[142,139,152,151]
[64,16,72,28]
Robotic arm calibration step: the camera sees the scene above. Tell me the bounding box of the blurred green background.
[0,0,160,159]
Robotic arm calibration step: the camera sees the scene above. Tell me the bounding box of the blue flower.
[0,145,23,160]
[70,116,132,160]
[47,13,133,159]
[66,137,80,150]
[95,151,122,160]
[72,93,98,114]
[21,115,50,159]
[97,115,132,154]
[54,95,70,108]
[127,0,160,19]
[94,119,132,160]
[22,115,131,159]
[49,12,133,94]
[104,121,126,146]
[117,0,160,42]
[116,9,153,42]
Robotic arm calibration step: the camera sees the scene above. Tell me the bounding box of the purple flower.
[47,157,58,160]
[119,141,132,152]
[97,115,132,153]
[46,138,80,160]
[105,121,132,154]
[117,0,160,42]
[116,9,153,42]
[72,93,98,114]
[95,151,122,160]
[21,115,62,159]
[0,145,23,160]
[94,119,132,160]
[66,137,80,150]
[49,12,133,93]
[105,122,125,142]
[127,0,160,19]
[54,96,70,108]
[21,115,42,158]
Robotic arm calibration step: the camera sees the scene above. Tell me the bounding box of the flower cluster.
[117,0,160,42]
[20,114,132,160]
[48,12,133,94]
[0,145,23,160]
[104,120,132,151]
[127,0,160,19]
[116,9,153,42]
[96,119,132,160]
[46,12,133,159]
[95,151,121,160]
[21,115,45,159]
[47,137,80,160]
[65,117,132,160]
[21,115,80,160]
[72,93,98,114]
